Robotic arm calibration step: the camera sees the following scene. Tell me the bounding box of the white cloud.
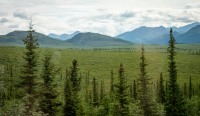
[0,0,199,36]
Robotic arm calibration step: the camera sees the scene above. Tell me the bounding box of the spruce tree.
[110,70,114,101]
[110,70,114,95]
[92,77,99,106]
[158,72,165,104]
[70,59,80,92]
[0,66,5,107]
[133,80,137,100]
[64,68,76,116]
[189,76,192,99]
[100,80,105,102]
[19,21,38,115]
[114,63,129,116]
[39,53,61,116]
[138,45,156,116]
[64,59,81,116]
[165,28,186,116]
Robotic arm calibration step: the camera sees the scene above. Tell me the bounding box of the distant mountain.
[48,31,80,40]
[1,23,200,47]
[117,22,200,44]
[0,31,66,46]
[173,22,200,33]
[147,31,181,44]
[116,26,168,43]
[176,25,200,43]
[66,32,132,46]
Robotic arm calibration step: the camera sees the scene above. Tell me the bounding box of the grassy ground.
[0,44,200,86]
[1,44,200,114]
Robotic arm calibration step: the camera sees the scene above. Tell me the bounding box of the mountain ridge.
[0,31,132,47]
[48,31,80,40]
[116,22,200,44]
[66,32,132,46]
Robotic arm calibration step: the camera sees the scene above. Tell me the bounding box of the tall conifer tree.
[115,63,129,116]
[64,68,76,116]
[100,80,105,102]
[138,45,156,116]
[70,59,80,92]
[64,59,81,116]
[165,28,186,116]
[110,70,114,96]
[19,21,38,115]
[133,80,137,100]
[39,53,60,116]
[158,72,165,104]
[189,76,192,99]
[93,77,99,106]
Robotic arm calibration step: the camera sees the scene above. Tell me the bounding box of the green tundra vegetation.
[1,25,200,115]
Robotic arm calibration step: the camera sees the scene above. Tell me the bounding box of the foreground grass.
[0,44,200,115]
[0,45,200,85]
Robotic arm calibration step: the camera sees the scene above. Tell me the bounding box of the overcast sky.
[0,0,200,36]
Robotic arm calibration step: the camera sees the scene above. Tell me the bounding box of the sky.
[0,0,200,36]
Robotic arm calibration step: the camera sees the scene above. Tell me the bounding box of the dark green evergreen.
[114,63,129,116]
[100,80,105,102]
[138,45,156,116]
[70,59,80,92]
[158,72,165,104]
[64,59,81,116]
[85,71,89,104]
[133,80,137,100]
[165,28,187,116]
[0,66,5,107]
[64,68,76,116]
[39,53,61,116]
[19,21,38,115]
[92,77,99,106]
[110,70,114,101]
[189,76,192,99]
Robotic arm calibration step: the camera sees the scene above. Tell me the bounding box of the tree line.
[1,23,200,116]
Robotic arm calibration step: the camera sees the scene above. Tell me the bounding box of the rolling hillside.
[0,31,67,46]
[177,25,200,43]
[66,32,132,46]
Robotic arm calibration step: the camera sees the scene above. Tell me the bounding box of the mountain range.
[116,22,200,44]
[0,31,132,47]
[48,31,80,40]
[0,22,200,47]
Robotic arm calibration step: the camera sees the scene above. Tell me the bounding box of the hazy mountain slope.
[48,31,80,40]
[116,22,200,44]
[66,32,132,46]
[116,26,168,43]
[173,22,200,33]
[0,31,66,46]
[176,25,200,43]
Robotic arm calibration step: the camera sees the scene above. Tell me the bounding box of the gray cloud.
[120,11,135,18]
[0,18,9,23]
[185,5,192,9]
[8,25,18,28]
[13,10,29,19]
[176,17,194,23]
